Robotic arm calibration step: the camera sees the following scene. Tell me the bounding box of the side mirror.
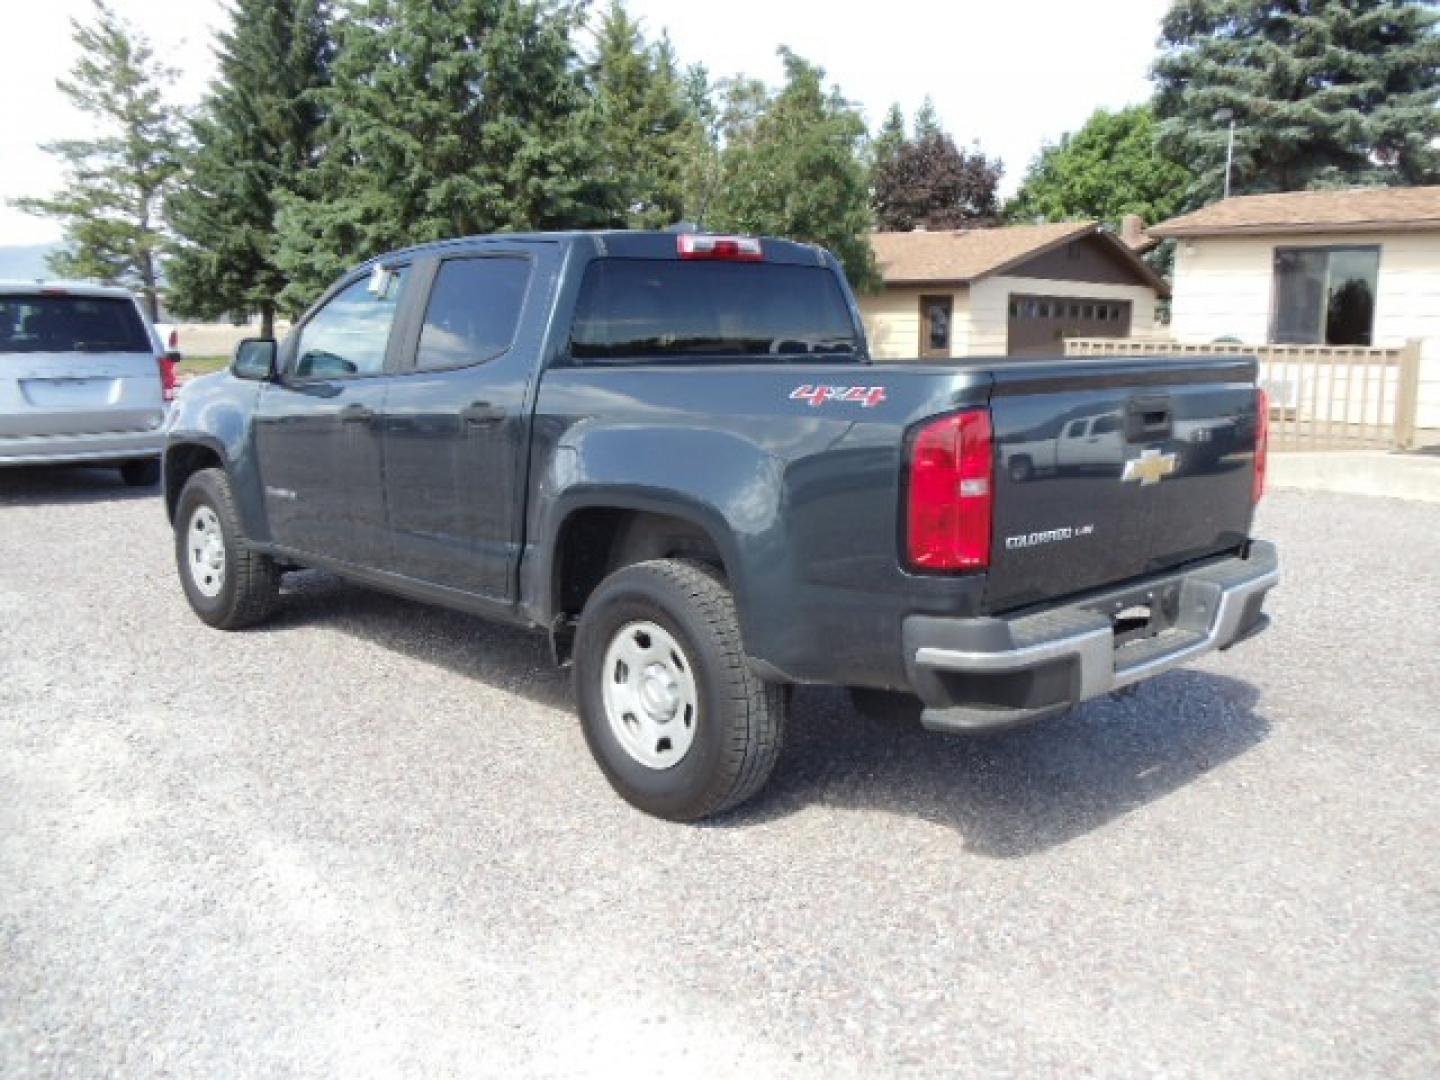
[233,337,277,381]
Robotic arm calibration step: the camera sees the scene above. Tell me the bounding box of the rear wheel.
[174,468,279,630]
[574,559,785,821]
[119,458,160,487]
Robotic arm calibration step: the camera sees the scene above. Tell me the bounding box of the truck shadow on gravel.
[737,674,1269,857]
[0,465,160,507]
[268,571,1269,858]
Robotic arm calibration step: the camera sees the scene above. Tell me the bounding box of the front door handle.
[339,403,374,423]
[460,401,507,425]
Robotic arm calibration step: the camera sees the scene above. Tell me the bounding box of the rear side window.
[416,257,531,370]
[569,259,859,361]
[0,295,150,354]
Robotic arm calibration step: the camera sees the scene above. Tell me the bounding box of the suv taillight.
[907,409,994,571]
[1254,387,1269,502]
[157,355,178,402]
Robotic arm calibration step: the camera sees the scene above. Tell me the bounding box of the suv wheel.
[120,458,160,487]
[174,468,280,630]
[574,559,785,821]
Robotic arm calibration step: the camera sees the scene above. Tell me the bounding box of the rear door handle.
[460,401,507,425]
[339,403,374,423]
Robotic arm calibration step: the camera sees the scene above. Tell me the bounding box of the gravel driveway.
[1,469,1436,1078]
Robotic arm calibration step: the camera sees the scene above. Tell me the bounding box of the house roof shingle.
[869,221,1169,296]
[1149,185,1440,238]
[870,222,1092,284]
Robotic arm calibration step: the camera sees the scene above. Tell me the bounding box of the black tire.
[573,559,785,822]
[120,458,161,487]
[1008,455,1033,483]
[848,686,924,726]
[174,468,280,630]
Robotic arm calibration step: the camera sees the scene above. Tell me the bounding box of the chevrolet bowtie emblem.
[1122,448,1178,486]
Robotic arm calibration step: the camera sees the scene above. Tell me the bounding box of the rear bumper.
[903,540,1279,733]
[0,428,164,465]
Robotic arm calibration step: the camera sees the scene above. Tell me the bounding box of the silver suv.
[0,282,175,485]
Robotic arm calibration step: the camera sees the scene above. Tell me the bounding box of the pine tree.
[871,104,907,175]
[706,50,878,289]
[589,4,702,229]
[1153,0,1440,201]
[11,1,183,319]
[274,0,621,309]
[913,97,942,141]
[871,106,1003,231]
[166,0,332,335]
[1007,105,1193,228]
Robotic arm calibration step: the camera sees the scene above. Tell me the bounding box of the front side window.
[294,270,406,379]
[0,295,150,354]
[1271,245,1379,346]
[416,257,531,370]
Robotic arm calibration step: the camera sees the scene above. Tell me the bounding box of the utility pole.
[1214,108,1236,199]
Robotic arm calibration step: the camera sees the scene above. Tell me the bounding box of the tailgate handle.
[1125,395,1173,441]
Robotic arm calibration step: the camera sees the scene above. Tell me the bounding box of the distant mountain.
[0,243,61,282]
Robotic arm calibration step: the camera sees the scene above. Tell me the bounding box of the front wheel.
[174,468,280,630]
[573,559,785,821]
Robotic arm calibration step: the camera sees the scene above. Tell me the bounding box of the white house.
[860,222,1169,360]
[1150,186,1440,429]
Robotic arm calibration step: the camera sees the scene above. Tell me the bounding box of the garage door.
[1007,295,1132,358]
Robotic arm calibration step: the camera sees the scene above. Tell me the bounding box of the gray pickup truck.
[163,230,1278,820]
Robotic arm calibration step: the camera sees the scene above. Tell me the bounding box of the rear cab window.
[569,259,860,362]
[0,294,150,354]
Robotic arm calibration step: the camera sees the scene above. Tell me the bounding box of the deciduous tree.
[1007,105,1192,229]
[705,50,878,288]
[871,104,1003,232]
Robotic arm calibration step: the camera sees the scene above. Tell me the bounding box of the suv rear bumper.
[902,540,1279,734]
[0,428,164,466]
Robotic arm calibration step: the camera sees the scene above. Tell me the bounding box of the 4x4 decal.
[789,385,887,408]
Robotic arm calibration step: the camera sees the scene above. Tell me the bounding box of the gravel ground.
[1,468,1437,1078]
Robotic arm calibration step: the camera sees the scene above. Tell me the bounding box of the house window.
[1271,246,1380,346]
[919,294,953,357]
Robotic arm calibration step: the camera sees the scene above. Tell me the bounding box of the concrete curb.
[1270,452,1440,504]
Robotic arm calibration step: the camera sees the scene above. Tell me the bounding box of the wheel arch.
[163,439,228,523]
[546,499,741,622]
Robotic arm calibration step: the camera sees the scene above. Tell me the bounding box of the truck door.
[379,246,548,600]
[254,266,408,568]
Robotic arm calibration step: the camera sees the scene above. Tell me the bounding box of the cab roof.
[360,230,835,270]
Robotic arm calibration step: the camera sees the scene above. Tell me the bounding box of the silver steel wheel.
[186,505,226,599]
[600,620,699,770]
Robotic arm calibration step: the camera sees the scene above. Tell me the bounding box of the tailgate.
[2,351,163,437]
[986,357,1258,612]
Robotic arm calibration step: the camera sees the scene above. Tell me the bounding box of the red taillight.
[676,233,763,261]
[167,328,179,349]
[907,409,994,571]
[1254,387,1269,502]
[157,355,178,403]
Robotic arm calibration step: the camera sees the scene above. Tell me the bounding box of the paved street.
[1,468,1436,1078]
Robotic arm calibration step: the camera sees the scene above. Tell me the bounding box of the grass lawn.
[178,355,230,378]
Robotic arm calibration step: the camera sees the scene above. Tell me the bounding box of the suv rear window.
[569,259,860,362]
[0,294,150,354]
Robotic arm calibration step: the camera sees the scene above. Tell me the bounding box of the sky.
[0,0,1174,246]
